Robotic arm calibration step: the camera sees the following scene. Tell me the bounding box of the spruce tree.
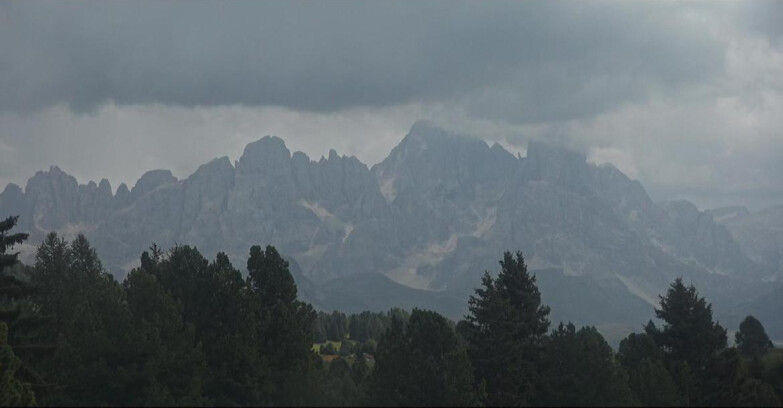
[617,332,681,406]
[124,267,206,405]
[645,278,727,370]
[246,245,317,405]
[461,251,550,406]
[644,278,728,405]
[736,315,774,357]
[0,216,52,400]
[0,216,32,338]
[31,234,138,405]
[0,322,35,406]
[0,216,28,273]
[538,323,635,406]
[370,309,481,406]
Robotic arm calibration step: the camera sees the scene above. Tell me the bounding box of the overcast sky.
[1,1,782,210]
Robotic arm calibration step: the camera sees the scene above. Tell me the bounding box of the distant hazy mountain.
[2,121,780,341]
[714,205,783,280]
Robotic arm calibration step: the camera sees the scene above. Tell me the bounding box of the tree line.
[1,215,782,406]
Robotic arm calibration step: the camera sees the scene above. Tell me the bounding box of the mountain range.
[2,121,781,343]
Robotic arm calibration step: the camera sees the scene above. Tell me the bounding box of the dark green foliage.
[8,232,783,407]
[617,333,681,406]
[124,268,205,404]
[361,339,377,355]
[246,245,318,405]
[538,322,636,406]
[247,245,297,307]
[31,234,143,405]
[0,322,36,406]
[698,348,781,406]
[0,216,28,273]
[338,343,354,357]
[643,278,730,404]
[348,309,409,343]
[0,216,32,331]
[748,354,764,381]
[461,251,550,406]
[0,215,51,401]
[322,342,337,355]
[146,246,258,404]
[739,378,782,406]
[370,309,481,406]
[645,278,727,370]
[198,251,260,404]
[133,244,318,405]
[736,315,774,357]
[770,360,783,403]
[313,311,351,343]
[315,358,364,406]
[352,350,369,385]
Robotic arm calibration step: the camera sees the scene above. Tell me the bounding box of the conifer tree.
[0,216,52,400]
[31,234,138,405]
[538,323,635,406]
[617,332,682,406]
[0,322,35,406]
[644,278,729,405]
[736,315,774,357]
[0,216,32,336]
[246,245,317,405]
[370,309,481,406]
[460,251,550,406]
[645,278,727,370]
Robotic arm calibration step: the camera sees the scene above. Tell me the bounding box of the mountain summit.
[1,122,778,339]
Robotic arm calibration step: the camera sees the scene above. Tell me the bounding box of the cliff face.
[716,205,783,280]
[2,122,777,337]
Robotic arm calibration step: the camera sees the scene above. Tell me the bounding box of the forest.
[1,214,782,407]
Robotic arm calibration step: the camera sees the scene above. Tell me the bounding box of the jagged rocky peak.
[98,179,113,197]
[21,166,80,232]
[23,166,79,205]
[396,120,488,154]
[1,182,23,197]
[189,156,234,180]
[130,169,177,199]
[0,183,27,226]
[183,157,235,202]
[523,140,592,191]
[78,180,98,196]
[374,121,516,181]
[237,136,291,169]
[26,165,79,191]
[115,183,130,199]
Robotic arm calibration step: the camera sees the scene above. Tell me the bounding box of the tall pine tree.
[0,216,52,401]
[645,278,727,370]
[370,309,481,406]
[538,323,635,406]
[617,332,682,406]
[735,315,774,358]
[0,216,31,339]
[459,251,550,406]
[246,245,317,405]
[644,278,729,405]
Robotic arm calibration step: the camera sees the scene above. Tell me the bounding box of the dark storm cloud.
[1,1,724,123]
[2,1,783,211]
[737,0,783,43]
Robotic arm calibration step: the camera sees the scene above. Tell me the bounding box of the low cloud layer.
[1,1,783,210]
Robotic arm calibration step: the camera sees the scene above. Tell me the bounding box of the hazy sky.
[1,1,782,210]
